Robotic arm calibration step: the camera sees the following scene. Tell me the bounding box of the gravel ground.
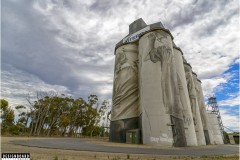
[1,137,239,160]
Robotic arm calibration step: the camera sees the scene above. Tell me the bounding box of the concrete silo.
[110,43,139,143]
[110,18,218,147]
[207,111,224,144]
[207,97,224,145]
[191,72,206,145]
[172,45,198,146]
[138,27,187,146]
[183,63,206,145]
[195,79,214,144]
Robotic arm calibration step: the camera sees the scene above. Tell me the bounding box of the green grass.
[53,155,58,160]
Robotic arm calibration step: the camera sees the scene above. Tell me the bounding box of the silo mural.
[110,18,224,147]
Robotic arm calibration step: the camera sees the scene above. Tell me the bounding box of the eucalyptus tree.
[1,99,15,134]
[82,95,109,136]
[25,92,109,137]
[15,105,29,133]
[45,96,67,136]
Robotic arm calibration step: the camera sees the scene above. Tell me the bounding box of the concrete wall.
[207,111,224,144]
[173,47,198,146]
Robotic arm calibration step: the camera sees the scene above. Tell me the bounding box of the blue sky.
[216,62,239,102]
[1,0,239,132]
[215,62,239,132]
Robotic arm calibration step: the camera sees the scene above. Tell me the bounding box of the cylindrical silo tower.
[191,71,206,145]
[172,45,198,146]
[207,97,224,144]
[139,29,186,146]
[195,79,214,144]
[110,43,139,143]
[207,110,224,144]
[110,18,211,147]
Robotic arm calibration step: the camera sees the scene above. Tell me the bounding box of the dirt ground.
[1,137,239,160]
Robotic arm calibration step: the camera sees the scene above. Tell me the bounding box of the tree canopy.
[0,93,110,137]
[1,99,15,134]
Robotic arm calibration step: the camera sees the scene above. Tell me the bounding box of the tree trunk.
[37,106,49,136]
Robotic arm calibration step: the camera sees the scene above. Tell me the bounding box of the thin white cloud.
[220,109,239,133]
[219,95,240,107]
[201,76,229,97]
[1,65,71,107]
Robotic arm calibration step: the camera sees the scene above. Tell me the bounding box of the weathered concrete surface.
[195,79,215,145]
[109,117,139,143]
[184,64,206,146]
[139,31,173,146]
[111,44,139,121]
[173,47,198,146]
[207,111,224,144]
[11,138,239,156]
[139,30,187,147]
[110,43,139,143]
[192,72,207,146]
